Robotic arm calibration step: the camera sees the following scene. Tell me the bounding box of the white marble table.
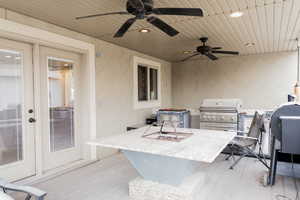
[89,127,235,200]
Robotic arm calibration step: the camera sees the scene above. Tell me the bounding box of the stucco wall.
[0,8,172,158]
[172,52,297,110]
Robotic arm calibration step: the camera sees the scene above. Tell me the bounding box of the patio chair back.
[248,111,265,141]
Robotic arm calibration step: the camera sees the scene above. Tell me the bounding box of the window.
[150,68,158,100]
[48,57,75,152]
[133,56,161,109]
[138,65,148,101]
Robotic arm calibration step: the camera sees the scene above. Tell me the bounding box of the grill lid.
[271,103,300,141]
[200,99,242,112]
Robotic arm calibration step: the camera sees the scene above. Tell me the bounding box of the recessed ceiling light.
[245,43,255,47]
[183,51,191,54]
[139,28,150,33]
[230,11,244,18]
[5,55,12,58]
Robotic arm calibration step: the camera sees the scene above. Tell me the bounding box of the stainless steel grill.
[199,99,242,132]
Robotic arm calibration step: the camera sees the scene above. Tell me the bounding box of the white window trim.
[133,56,161,110]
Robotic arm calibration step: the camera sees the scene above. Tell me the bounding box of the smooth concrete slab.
[89,126,236,163]
[14,154,300,200]
[0,192,14,200]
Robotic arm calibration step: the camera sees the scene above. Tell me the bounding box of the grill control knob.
[28,118,36,123]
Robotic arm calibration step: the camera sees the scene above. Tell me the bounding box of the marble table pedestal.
[123,150,206,200]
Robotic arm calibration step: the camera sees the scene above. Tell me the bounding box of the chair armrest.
[0,179,47,200]
[237,131,248,134]
[235,135,258,141]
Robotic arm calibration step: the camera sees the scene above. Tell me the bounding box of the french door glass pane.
[138,65,148,101]
[150,68,158,100]
[48,58,75,152]
[0,49,23,165]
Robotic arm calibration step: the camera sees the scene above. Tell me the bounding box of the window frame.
[133,56,161,110]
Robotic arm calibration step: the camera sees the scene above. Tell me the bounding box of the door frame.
[0,38,36,181]
[0,18,97,180]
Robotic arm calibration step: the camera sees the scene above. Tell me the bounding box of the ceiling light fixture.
[64,63,69,67]
[183,51,191,54]
[5,55,12,58]
[230,11,244,18]
[245,43,255,47]
[139,28,150,33]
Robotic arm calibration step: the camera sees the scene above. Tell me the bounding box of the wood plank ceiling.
[0,0,299,62]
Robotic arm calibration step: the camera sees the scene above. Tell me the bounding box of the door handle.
[28,118,36,123]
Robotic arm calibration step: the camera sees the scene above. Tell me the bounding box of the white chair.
[0,179,47,200]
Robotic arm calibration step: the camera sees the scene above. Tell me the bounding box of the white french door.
[0,38,36,181]
[40,47,82,171]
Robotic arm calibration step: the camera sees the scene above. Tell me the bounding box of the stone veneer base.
[129,172,205,200]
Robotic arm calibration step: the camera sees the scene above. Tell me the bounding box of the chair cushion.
[0,191,14,200]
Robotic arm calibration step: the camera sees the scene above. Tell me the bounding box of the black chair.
[226,111,269,169]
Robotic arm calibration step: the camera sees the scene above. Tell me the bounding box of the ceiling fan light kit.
[76,0,203,38]
[245,42,255,47]
[139,28,150,33]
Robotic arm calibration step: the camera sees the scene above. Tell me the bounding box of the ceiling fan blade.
[76,11,129,20]
[181,53,200,62]
[147,16,179,37]
[114,18,136,38]
[212,50,239,55]
[128,0,144,10]
[211,47,222,50]
[152,8,203,17]
[205,53,218,60]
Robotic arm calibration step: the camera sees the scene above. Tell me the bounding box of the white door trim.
[0,18,97,178]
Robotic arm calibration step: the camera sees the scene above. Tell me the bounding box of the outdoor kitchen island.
[89,126,236,200]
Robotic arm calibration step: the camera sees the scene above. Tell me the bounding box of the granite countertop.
[89,127,235,163]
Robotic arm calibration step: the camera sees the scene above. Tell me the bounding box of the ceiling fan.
[181,37,239,62]
[76,0,203,38]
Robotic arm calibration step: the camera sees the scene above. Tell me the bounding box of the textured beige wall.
[0,8,172,158]
[0,8,5,18]
[93,41,172,157]
[172,52,297,110]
